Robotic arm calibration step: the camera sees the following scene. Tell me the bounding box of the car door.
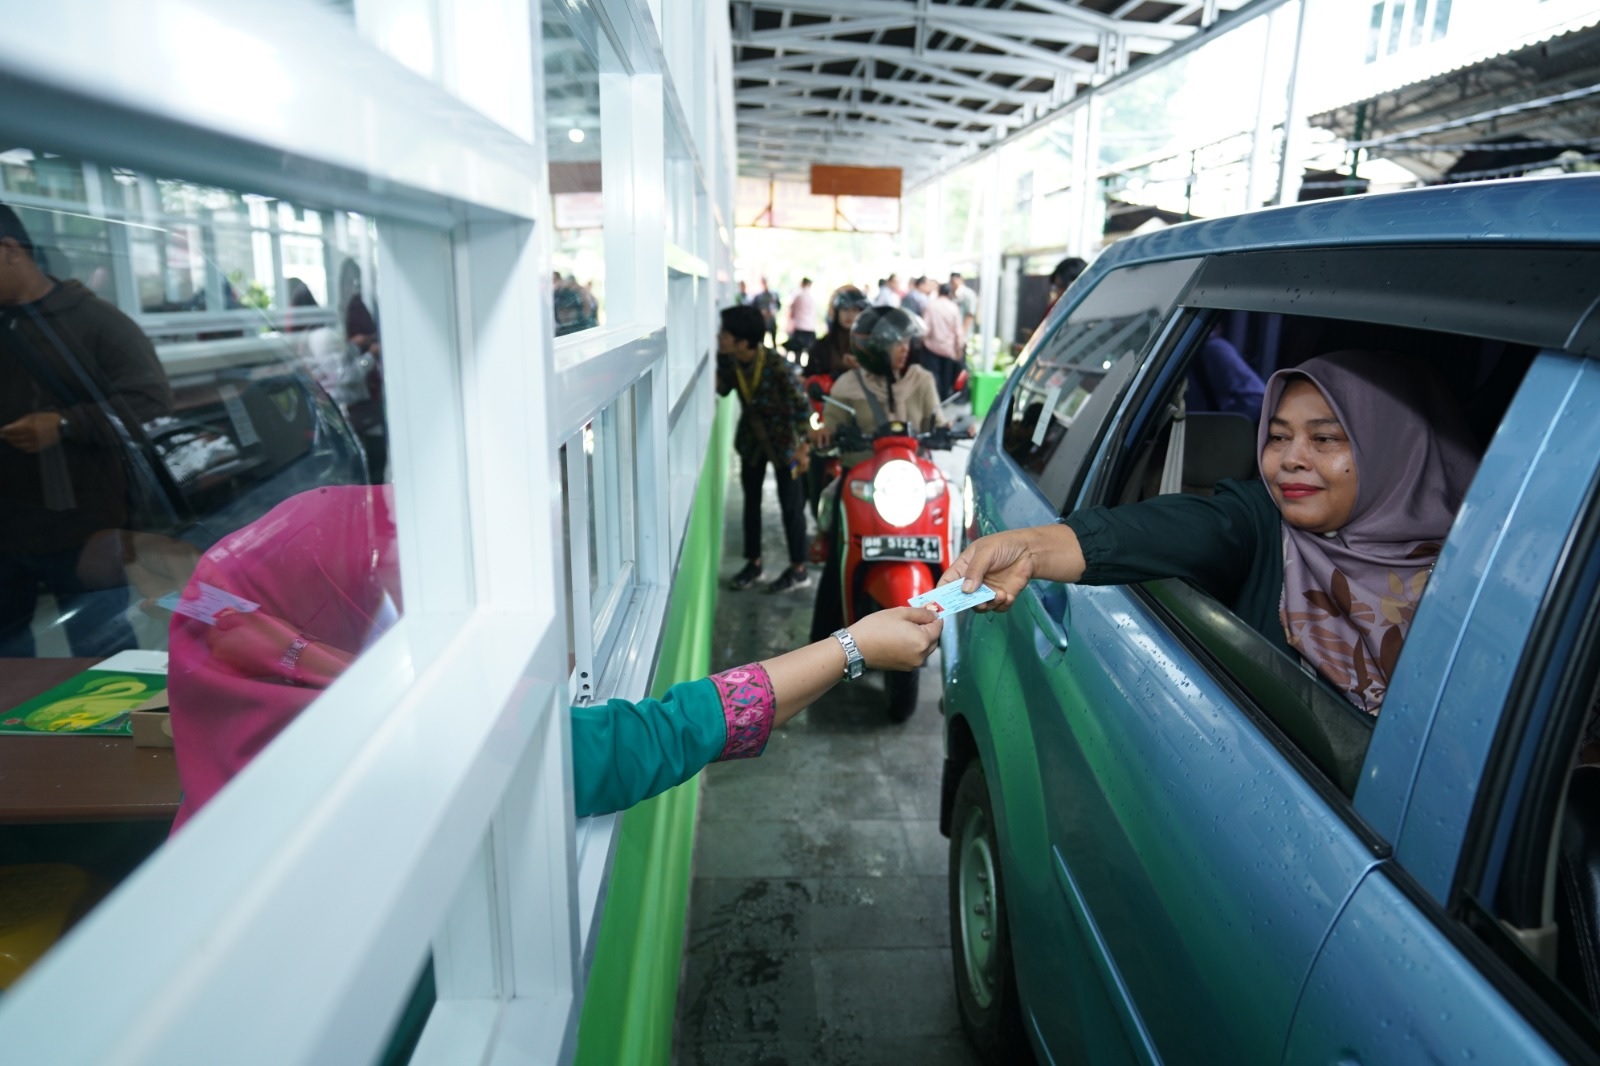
[1000,316,1387,1062]
[952,257,1203,1062]
[1286,352,1600,1064]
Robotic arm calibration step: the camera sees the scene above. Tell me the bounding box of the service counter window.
[561,383,643,703]
[0,155,404,986]
[542,0,608,337]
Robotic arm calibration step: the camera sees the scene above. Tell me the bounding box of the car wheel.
[886,666,919,722]
[949,759,1032,1064]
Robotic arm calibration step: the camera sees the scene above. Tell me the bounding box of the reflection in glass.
[0,152,399,981]
[542,0,604,336]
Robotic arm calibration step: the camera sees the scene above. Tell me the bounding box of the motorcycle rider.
[808,306,948,642]
[815,306,945,469]
[802,286,873,518]
[803,285,871,380]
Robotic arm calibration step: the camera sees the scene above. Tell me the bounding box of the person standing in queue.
[716,304,813,594]
[0,202,174,658]
[920,282,965,401]
[750,277,781,349]
[807,306,946,643]
[949,271,978,350]
[784,277,819,361]
[1044,256,1087,316]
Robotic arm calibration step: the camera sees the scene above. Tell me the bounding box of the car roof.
[1089,175,1600,280]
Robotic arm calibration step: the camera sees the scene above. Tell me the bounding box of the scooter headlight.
[872,459,926,527]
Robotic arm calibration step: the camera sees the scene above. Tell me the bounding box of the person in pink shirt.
[785,277,819,359]
[920,283,965,400]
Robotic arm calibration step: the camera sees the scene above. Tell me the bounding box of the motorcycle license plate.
[860,535,943,563]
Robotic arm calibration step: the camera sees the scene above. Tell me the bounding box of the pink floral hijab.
[1257,351,1479,713]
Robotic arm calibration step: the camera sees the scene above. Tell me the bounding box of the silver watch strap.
[831,628,864,681]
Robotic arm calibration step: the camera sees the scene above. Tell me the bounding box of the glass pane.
[1003,259,1198,506]
[543,0,605,336]
[0,149,86,203]
[585,390,637,619]
[0,151,404,981]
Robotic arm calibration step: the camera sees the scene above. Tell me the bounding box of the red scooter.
[810,385,959,721]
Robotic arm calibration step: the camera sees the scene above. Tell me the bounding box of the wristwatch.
[831,628,865,681]
[56,413,70,440]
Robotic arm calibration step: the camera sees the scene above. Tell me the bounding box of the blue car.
[940,176,1600,1065]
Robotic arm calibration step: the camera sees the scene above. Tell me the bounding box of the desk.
[0,659,181,825]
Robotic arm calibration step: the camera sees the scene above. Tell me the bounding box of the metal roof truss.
[732,0,1248,187]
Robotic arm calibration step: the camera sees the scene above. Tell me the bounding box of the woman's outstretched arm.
[763,605,942,725]
[938,523,1086,613]
[572,606,942,816]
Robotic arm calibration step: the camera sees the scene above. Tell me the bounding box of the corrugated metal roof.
[1309,9,1600,118]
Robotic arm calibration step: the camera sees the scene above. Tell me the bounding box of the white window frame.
[0,1,732,1063]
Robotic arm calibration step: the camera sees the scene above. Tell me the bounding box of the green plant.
[227,268,273,310]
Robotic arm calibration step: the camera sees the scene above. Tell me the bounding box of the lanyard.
[734,349,764,402]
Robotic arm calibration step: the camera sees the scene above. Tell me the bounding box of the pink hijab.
[1258,352,1478,714]
[168,485,399,831]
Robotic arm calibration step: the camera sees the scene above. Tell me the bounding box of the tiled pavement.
[672,459,982,1066]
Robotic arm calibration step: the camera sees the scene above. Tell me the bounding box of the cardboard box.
[129,690,173,749]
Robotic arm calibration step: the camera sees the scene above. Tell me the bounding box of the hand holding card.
[909,582,997,616]
[157,582,261,626]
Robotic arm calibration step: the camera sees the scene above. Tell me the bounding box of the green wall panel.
[573,392,736,1066]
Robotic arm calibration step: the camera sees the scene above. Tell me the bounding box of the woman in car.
[943,350,1479,714]
[161,484,943,831]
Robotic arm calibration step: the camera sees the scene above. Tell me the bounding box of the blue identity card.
[910,582,997,616]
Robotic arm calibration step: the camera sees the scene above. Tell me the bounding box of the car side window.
[1140,578,1374,797]
[1001,257,1199,511]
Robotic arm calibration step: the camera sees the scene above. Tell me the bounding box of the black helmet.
[850,306,925,376]
[830,285,871,319]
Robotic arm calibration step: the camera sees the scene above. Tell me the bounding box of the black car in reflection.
[140,336,371,546]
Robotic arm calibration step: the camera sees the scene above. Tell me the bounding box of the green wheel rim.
[957,804,999,1010]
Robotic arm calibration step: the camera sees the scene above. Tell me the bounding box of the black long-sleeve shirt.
[0,279,173,553]
[1064,478,1291,656]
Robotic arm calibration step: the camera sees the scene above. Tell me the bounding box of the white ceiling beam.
[737,116,991,144]
[888,55,1037,102]
[1017,0,1191,38]
[923,21,1094,74]
[735,57,1037,106]
[744,0,1194,40]
[737,88,1023,127]
[736,9,1182,59]
[862,79,1016,119]
[745,8,1099,47]
[740,136,950,157]
[737,16,914,47]
[860,106,1001,141]
[742,38,1060,78]
[738,124,985,150]
[736,68,1025,107]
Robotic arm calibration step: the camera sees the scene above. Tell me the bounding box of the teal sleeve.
[570,665,776,817]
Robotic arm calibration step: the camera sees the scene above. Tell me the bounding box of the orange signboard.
[810,165,903,199]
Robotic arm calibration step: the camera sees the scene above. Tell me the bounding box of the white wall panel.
[0,0,734,1063]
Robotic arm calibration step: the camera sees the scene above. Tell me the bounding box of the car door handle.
[1023,585,1070,651]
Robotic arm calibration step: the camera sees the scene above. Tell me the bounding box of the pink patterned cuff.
[709,663,776,761]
